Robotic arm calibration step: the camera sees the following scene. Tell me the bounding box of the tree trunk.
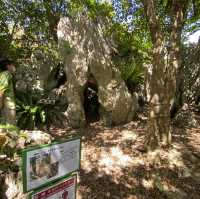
[145,39,172,149]
[142,0,188,149]
[168,1,188,118]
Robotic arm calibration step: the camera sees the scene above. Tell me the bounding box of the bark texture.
[142,0,189,149]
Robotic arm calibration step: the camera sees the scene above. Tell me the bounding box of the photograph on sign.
[22,137,81,192]
[30,174,77,199]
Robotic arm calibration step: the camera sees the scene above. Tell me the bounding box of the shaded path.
[51,118,200,199]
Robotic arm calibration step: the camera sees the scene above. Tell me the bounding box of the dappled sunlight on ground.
[79,122,199,198]
[81,144,133,176]
[99,146,132,167]
[50,116,200,199]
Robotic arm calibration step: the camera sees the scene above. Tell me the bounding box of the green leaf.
[40,110,46,123]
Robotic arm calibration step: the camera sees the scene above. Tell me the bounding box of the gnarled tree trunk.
[142,0,189,149]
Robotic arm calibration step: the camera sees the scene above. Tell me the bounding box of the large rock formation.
[57,14,137,128]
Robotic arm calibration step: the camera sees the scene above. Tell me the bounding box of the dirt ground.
[50,113,200,199]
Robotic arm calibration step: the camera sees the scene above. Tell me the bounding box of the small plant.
[121,62,144,91]
[16,91,46,130]
[16,90,66,130]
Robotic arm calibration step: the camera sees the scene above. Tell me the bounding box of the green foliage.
[85,0,114,18]
[184,0,200,37]
[69,0,113,19]
[0,0,69,61]
[0,124,20,132]
[16,91,46,130]
[112,24,151,91]
[16,90,66,130]
[120,62,144,85]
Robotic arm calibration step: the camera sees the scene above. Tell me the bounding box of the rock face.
[57,14,137,128]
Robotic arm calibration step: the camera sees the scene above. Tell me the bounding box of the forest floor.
[50,112,200,199]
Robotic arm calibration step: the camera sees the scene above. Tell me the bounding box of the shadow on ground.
[76,119,200,199]
[50,114,200,199]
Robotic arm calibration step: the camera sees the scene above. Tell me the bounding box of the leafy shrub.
[120,62,144,92]
[16,90,66,130]
[111,24,150,93]
[16,91,46,130]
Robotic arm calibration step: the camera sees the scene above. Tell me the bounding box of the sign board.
[22,137,81,193]
[29,174,77,199]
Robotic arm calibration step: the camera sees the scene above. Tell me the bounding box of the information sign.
[22,137,81,193]
[29,174,77,199]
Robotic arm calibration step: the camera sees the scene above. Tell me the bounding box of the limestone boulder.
[0,130,52,199]
[57,14,137,127]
